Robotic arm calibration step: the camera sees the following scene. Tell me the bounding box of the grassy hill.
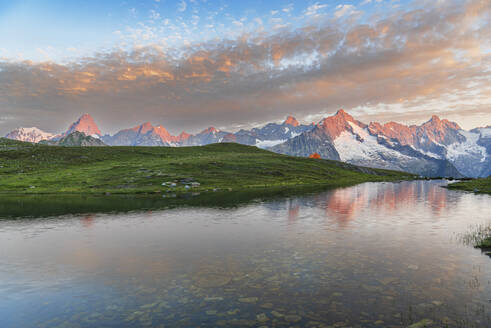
[447,176,491,194]
[0,138,415,195]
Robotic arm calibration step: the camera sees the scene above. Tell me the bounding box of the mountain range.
[5,111,490,178]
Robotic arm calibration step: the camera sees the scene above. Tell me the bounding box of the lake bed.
[1,180,490,327]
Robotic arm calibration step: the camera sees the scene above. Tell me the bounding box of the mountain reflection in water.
[283,181,455,225]
[0,180,490,328]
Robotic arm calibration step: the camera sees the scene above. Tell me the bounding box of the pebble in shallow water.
[238,297,259,303]
[194,273,232,288]
[284,314,302,323]
[256,313,269,322]
[407,318,434,328]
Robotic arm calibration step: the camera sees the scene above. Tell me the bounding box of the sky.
[0,0,490,135]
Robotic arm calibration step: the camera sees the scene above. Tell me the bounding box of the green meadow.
[0,138,415,195]
[447,176,491,194]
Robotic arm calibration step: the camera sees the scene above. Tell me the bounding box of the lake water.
[1,181,490,327]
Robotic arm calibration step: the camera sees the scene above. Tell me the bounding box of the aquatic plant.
[460,223,491,250]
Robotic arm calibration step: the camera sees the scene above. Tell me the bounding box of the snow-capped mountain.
[102,122,192,146]
[232,116,314,148]
[4,127,55,143]
[273,110,463,178]
[101,115,313,148]
[470,126,491,177]
[63,113,102,137]
[368,117,490,178]
[181,127,229,146]
[103,122,176,146]
[3,111,489,178]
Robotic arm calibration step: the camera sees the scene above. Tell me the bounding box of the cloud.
[361,0,383,5]
[334,4,357,18]
[0,0,490,133]
[178,0,187,12]
[305,3,328,16]
[282,4,294,13]
[149,10,160,21]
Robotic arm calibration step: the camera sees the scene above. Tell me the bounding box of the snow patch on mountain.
[290,132,302,138]
[5,127,55,143]
[411,146,440,159]
[479,127,491,137]
[334,122,408,163]
[446,130,487,163]
[256,139,287,149]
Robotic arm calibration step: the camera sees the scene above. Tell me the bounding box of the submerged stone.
[284,314,302,323]
[194,273,231,288]
[256,313,269,322]
[227,318,257,326]
[227,309,240,315]
[238,297,259,303]
[271,310,284,318]
[204,296,224,301]
[407,319,434,328]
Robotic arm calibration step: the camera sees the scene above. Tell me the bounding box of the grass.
[447,176,491,194]
[460,223,491,251]
[479,238,491,248]
[0,138,415,195]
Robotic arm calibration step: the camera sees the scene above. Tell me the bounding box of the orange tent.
[309,153,321,159]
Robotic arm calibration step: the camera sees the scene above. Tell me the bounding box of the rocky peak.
[419,115,462,145]
[177,131,191,142]
[65,113,102,136]
[201,127,219,134]
[133,122,154,134]
[423,115,461,131]
[126,122,176,143]
[283,116,300,127]
[317,109,366,139]
[368,121,417,146]
[334,109,355,121]
[153,125,173,141]
[368,115,463,147]
[222,133,237,142]
[429,115,440,122]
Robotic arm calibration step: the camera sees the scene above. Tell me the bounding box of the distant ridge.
[40,131,106,147]
[4,111,491,177]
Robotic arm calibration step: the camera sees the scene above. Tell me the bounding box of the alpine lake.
[0,180,490,327]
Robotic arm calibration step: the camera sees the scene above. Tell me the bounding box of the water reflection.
[0,181,490,328]
[81,214,95,228]
[281,181,460,227]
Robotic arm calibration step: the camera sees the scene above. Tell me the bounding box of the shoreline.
[446,176,491,194]
[0,178,413,196]
[0,180,423,219]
